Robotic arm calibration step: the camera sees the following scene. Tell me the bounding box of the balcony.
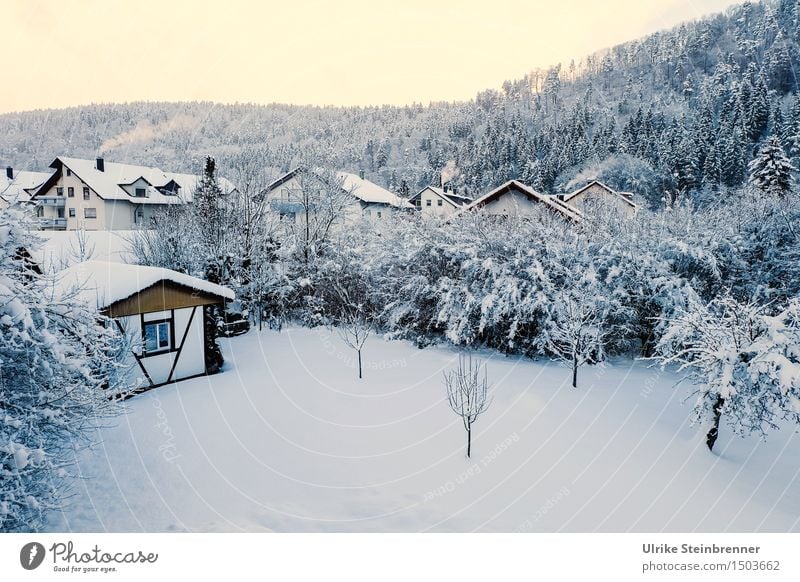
[270,199,309,213]
[38,197,66,207]
[39,218,67,230]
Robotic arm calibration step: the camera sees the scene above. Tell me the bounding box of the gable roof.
[463,180,583,221]
[32,157,236,205]
[561,179,638,209]
[338,171,413,209]
[412,185,472,208]
[261,167,413,209]
[0,170,52,203]
[55,260,234,312]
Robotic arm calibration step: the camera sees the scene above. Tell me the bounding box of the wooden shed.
[56,260,234,392]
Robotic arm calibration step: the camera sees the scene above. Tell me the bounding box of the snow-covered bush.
[0,207,129,531]
[654,296,800,452]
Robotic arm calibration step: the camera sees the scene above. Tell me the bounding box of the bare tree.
[545,293,610,388]
[332,274,373,379]
[445,354,491,458]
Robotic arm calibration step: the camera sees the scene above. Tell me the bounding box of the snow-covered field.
[47,328,800,532]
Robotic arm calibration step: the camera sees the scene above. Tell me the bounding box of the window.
[377,211,382,218]
[57,208,64,218]
[83,187,90,200]
[135,208,144,223]
[437,199,443,206]
[143,320,171,354]
[135,187,146,198]
[84,208,97,219]
[426,199,432,206]
[68,208,76,218]
[57,187,64,196]
[279,211,296,223]
[68,187,74,197]
[66,168,72,176]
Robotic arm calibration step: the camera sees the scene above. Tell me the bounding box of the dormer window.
[135,187,146,198]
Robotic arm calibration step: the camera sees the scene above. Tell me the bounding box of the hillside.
[2,1,800,206]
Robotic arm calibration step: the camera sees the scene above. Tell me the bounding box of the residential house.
[29,156,236,231]
[409,185,472,217]
[558,180,638,217]
[0,167,51,209]
[261,167,412,227]
[462,180,583,221]
[56,260,234,393]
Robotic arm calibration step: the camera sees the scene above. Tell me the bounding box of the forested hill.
[3,0,800,206]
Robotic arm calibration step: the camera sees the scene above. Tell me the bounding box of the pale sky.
[3,0,742,114]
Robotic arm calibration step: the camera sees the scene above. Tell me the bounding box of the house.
[56,260,234,392]
[0,167,51,209]
[461,180,583,222]
[409,185,472,217]
[558,180,638,217]
[260,167,412,227]
[29,156,237,231]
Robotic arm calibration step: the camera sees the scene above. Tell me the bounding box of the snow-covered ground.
[47,328,800,532]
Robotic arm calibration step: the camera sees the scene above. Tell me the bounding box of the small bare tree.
[333,279,373,379]
[445,354,491,458]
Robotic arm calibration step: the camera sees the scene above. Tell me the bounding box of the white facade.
[118,306,207,389]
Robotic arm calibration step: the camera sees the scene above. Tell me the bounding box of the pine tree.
[748,135,796,195]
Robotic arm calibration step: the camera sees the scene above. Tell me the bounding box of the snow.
[49,157,236,205]
[55,260,234,310]
[33,230,136,270]
[0,170,51,203]
[46,328,800,532]
[338,172,414,209]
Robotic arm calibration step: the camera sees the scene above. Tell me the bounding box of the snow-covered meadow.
[47,328,800,533]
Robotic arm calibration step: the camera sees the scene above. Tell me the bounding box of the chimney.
[5,167,12,180]
[359,170,365,180]
[96,157,104,172]
[443,183,449,193]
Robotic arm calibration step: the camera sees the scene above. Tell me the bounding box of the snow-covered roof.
[561,179,638,209]
[33,157,236,205]
[462,180,583,221]
[32,230,137,272]
[0,170,52,203]
[56,260,234,311]
[338,171,414,209]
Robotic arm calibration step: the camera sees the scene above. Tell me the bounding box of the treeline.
[4,2,800,206]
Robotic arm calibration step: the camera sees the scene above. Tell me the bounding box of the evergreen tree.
[748,135,796,195]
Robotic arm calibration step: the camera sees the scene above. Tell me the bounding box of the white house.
[56,260,234,393]
[409,185,472,217]
[462,180,583,221]
[0,167,50,209]
[29,156,237,231]
[261,167,412,227]
[558,180,638,217]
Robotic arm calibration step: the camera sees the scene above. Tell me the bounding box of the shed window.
[144,320,171,354]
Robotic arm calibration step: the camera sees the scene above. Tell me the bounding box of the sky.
[3,0,744,114]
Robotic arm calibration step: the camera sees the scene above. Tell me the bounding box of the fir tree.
[748,135,796,195]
